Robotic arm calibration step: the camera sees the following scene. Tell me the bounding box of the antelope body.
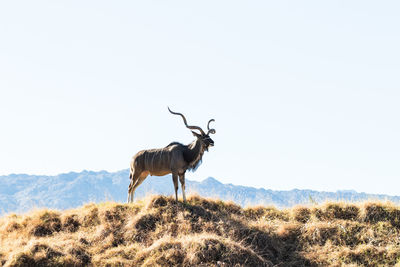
[127,108,216,203]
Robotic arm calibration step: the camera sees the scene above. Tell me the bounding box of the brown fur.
[128,138,211,203]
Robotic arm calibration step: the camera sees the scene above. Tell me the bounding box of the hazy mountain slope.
[1,170,399,214]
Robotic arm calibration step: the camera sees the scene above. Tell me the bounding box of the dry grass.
[1,196,400,266]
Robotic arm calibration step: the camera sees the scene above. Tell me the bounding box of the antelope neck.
[187,139,204,164]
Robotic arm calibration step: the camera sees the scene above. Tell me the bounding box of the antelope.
[127,107,216,203]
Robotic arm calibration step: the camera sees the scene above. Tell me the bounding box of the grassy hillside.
[1,195,400,266]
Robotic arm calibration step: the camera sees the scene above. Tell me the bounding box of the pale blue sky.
[1,1,399,195]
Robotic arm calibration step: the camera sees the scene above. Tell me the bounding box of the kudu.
[127,107,216,203]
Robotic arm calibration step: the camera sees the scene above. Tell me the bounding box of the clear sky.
[1,1,399,195]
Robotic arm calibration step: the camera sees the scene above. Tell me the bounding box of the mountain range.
[1,169,399,215]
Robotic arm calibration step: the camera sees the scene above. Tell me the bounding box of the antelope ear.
[191,131,202,138]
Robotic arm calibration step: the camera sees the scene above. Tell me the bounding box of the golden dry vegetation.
[1,195,400,266]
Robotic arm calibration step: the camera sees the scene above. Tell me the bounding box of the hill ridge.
[1,195,400,266]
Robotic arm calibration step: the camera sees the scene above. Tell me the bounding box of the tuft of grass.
[244,205,289,221]
[1,196,400,266]
[313,202,360,221]
[360,201,400,227]
[292,206,311,223]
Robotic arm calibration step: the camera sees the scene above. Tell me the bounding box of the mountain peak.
[202,177,221,185]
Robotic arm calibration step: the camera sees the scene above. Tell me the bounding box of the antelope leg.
[179,174,187,203]
[172,173,179,202]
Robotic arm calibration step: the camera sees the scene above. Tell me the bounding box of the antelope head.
[168,107,216,151]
